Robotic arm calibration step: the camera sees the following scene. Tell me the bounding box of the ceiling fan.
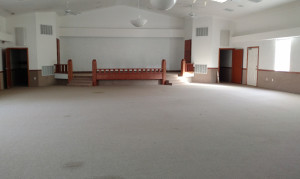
[64,0,81,16]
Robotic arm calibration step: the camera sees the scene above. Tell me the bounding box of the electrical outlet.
[272,78,274,82]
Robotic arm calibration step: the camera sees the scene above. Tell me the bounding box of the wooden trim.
[92,59,97,86]
[162,59,166,85]
[180,59,186,76]
[29,70,42,72]
[93,59,167,86]
[74,70,181,74]
[74,71,92,73]
[258,69,300,74]
[246,46,260,86]
[0,71,2,90]
[57,38,60,65]
[7,47,28,50]
[219,67,232,69]
[67,59,73,83]
[208,68,219,70]
[243,68,247,70]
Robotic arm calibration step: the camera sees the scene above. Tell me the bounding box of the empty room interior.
[1,0,300,178]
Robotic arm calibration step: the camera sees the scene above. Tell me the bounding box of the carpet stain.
[64,115,71,118]
[63,161,84,168]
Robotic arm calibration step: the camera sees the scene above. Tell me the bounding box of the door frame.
[57,38,60,65]
[218,48,235,74]
[5,48,30,88]
[246,46,260,86]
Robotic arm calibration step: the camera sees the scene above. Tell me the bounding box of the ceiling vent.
[40,25,53,35]
[196,27,208,37]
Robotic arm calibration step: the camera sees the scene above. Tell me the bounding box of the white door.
[247,47,259,86]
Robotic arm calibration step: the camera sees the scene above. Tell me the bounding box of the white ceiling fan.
[64,0,81,16]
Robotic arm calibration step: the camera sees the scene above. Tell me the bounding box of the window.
[275,38,292,71]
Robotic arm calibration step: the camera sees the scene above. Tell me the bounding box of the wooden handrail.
[186,63,194,72]
[180,59,186,76]
[68,59,73,83]
[162,59,166,85]
[55,64,68,73]
[93,59,167,85]
[92,59,97,86]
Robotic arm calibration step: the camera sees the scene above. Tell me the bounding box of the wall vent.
[196,27,208,37]
[15,27,27,46]
[194,64,208,74]
[42,66,54,76]
[40,25,53,35]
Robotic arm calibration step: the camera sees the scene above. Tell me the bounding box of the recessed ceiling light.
[211,0,228,3]
[248,0,263,3]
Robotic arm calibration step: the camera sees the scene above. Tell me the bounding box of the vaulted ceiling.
[0,0,297,19]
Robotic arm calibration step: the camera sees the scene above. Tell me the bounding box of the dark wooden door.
[5,49,12,89]
[184,40,192,63]
[232,49,243,84]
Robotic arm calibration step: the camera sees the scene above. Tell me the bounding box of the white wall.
[59,6,184,29]
[6,13,38,69]
[184,17,193,40]
[6,12,58,70]
[192,17,213,66]
[60,37,184,71]
[0,16,6,33]
[36,12,57,68]
[233,1,300,36]
[58,6,184,71]
[291,37,300,72]
[232,37,300,72]
[192,17,232,68]
[231,1,300,72]
[0,16,6,71]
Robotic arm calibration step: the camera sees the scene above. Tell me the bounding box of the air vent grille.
[196,27,208,37]
[42,66,54,76]
[194,64,208,74]
[40,25,53,35]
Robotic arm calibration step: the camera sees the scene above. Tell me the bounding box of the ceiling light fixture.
[211,0,228,3]
[150,0,177,11]
[131,0,148,27]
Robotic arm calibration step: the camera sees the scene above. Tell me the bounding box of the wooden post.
[162,59,166,85]
[68,59,73,83]
[180,59,186,76]
[92,59,97,86]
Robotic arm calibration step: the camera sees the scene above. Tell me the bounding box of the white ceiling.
[0,0,297,19]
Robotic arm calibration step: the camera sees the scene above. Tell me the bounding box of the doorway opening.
[3,48,29,89]
[218,48,243,84]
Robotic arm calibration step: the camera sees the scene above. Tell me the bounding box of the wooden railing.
[54,59,73,83]
[180,59,194,76]
[55,64,68,73]
[67,59,73,83]
[92,59,167,86]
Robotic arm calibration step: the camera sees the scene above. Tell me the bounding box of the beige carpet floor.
[0,84,300,179]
